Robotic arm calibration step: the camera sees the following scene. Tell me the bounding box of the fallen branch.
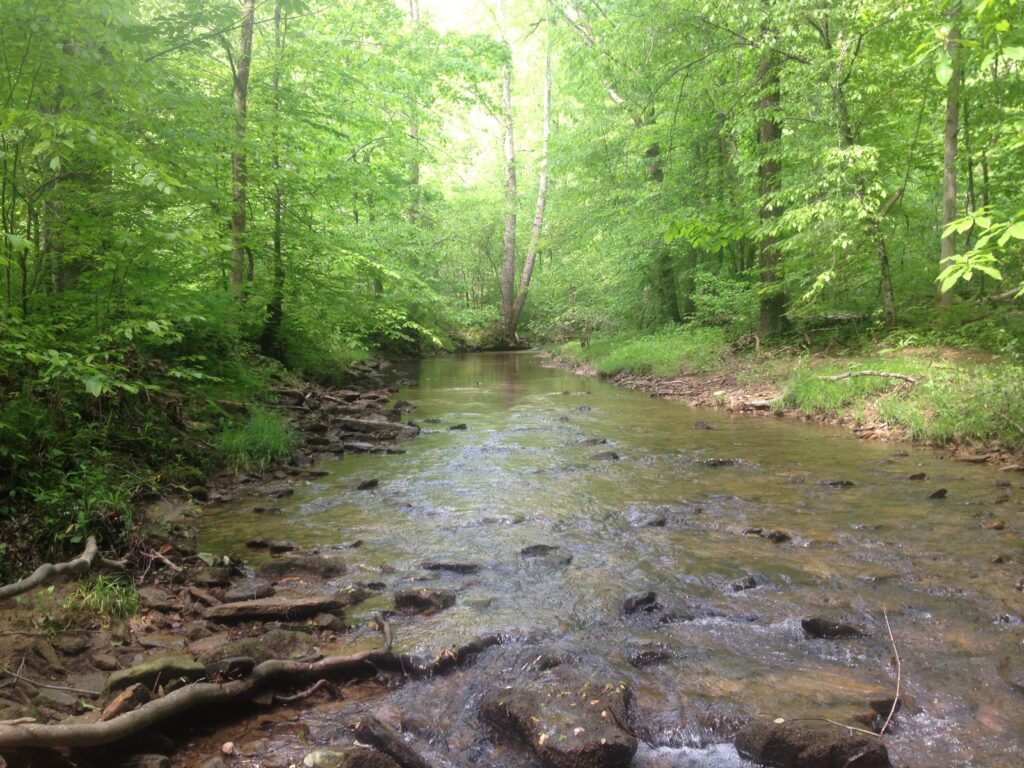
[880,609,902,736]
[0,634,499,749]
[355,714,434,768]
[0,538,127,600]
[1,668,100,698]
[273,678,336,704]
[820,370,919,385]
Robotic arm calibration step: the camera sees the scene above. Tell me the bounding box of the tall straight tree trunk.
[262,2,286,358]
[938,11,960,307]
[230,0,255,293]
[756,39,785,337]
[508,20,552,336]
[498,0,517,343]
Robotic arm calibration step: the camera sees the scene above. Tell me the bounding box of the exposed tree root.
[0,537,127,601]
[355,714,434,768]
[0,634,500,750]
[819,371,919,385]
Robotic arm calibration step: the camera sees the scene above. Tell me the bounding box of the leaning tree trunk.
[938,13,960,307]
[756,42,786,337]
[508,22,552,337]
[230,0,255,293]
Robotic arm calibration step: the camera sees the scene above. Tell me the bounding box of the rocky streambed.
[2,352,1023,768]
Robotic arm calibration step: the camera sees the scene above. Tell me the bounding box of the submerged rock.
[731,576,758,592]
[628,643,674,669]
[393,588,456,614]
[998,646,1024,695]
[590,450,621,461]
[734,719,891,768]
[204,595,345,624]
[698,457,740,468]
[303,748,400,768]
[622,591,659,615]
[257,553,347,580]
[521,544,560,557]
[581,437,608,445]
[802,617,866,639]
[480,666,637,768]
[224,579,275,603]
[820,480,856,489]
[422,561,481,574]
[743,527,791,544]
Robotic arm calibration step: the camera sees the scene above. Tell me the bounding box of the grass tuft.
[217,407,295,472]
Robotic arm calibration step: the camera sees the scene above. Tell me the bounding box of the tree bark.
[230,0,256,293]
[498,0,517,343]
[756,37,786,337]
[508,16,552,337]
[938,12,960,307]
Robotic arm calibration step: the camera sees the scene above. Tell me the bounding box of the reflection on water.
[199,352,1024,766]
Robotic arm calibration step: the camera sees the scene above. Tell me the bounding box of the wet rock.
[246,538,269,549]
[92,652,120,671]
[422,562,481,574]
[907,472,926,480]
[622,591,659,615]
[356,478,380,490]
[731,576,757,592]
[801,617,866,639]
[820,480,856,489]
[734,718,890,768]
[192,567,232,588]
[266,487,295,499]
[743,527,791,544]
[590,450,620,461]
[535,553,573,567]
[692,421,714,430]
[982,519,1006,530]
[572,405,592,413]
[204,629,314,664]
[303,748,400,768]
[106,656,206,693]
[123,756,172,768]
[998,646,1024,695]
[640,514,667,527]
[200,759,227,768]
[206,656,256,680]
[139,587,174,612]
[448,423,468,431]
[314,612,347,632]
[253,506,283,515]
[257,553,347,580]
[101,683,151,721]
[581,437,607,445]
[268,540,299,554]
[53,634,91,656]
[480,666,637,768]
[422,418,441,424]
[205,595,345,624]
[393,588,456,614]
[699,458,740,468]
[628,643,673,669]
[658,608,696,624]
[929,488,948,499]
[521,544,559,557]
[224,579,275,602]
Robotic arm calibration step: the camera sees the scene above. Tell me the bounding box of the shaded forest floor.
[543,335,1024,470]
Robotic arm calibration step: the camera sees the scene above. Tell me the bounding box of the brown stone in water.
[205,595,345,624]
[734,719,890,768]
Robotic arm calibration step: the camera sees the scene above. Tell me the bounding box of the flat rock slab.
[106,656,206,693]
[224,579,276,603]
[257,554,347,580]
[480,666,637,768]
[336,417,419,440]
[734,719,891,768]
[205,595,345,624]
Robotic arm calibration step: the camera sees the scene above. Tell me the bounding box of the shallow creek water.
[196,351,1023,767]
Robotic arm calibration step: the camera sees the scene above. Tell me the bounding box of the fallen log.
[0,634,499,750]
[0,537,127,601]
[819,370,919,385]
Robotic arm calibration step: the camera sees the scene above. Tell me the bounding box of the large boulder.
[734,719,891,768]
[480,666,637,768]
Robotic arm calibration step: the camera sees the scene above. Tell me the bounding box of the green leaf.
[976,264,1003,280]
[1006,222,1024,240]
[197,552,215,566]
[1003,46,1024,61]
[83,377,105,397]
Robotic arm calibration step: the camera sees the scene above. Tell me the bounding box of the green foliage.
[554,325,727,377]
[65,574,140,622]
[216,408,295,473]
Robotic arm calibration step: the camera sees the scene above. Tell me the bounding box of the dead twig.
[273,678,336,704]
[2,667,101,698]
[880,609,902,736]
[820,370,919,385]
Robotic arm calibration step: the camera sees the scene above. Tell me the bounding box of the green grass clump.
[65,574,139,621]
[553,326,727,377]
[217,407,295,472]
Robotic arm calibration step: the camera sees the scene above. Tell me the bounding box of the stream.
[196,351,1023,768]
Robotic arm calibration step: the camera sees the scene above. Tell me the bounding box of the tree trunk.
[498,1,517,343]
[508,19,552,337]
[230,0,255,294]
[938,13,960,307]
[262,2,286,358]
[756,41,785,337]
